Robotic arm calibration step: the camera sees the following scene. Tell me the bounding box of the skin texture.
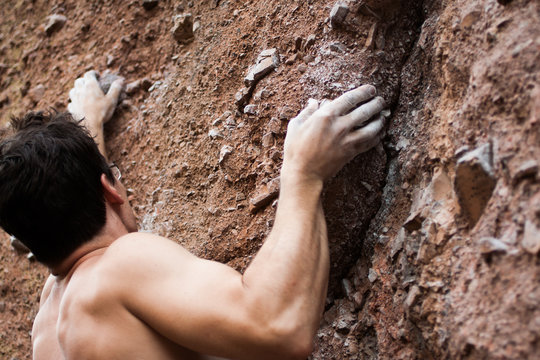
[31,71,387,360]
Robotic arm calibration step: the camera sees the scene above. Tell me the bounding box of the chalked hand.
[283,85,388,183]
[68,70,124,124]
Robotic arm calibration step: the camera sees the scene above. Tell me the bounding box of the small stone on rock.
[125,80,141,95]
[304,34,316,50]
[365,23,377,49]
[44,14,67,36]
[330,2,349,27]
[405,285,420,309]
[329,42,347,52]
[368,268,378,283]
[244,48,279,88]
[219,145,233,164]
[98,72,122,94]
[285,53,298,65]
[244,104,257,115]
[342,279,354,298]
[208,128,223,139]
[390,228,406,259]
[235,87,251,108]
[278,106,296,121]
[478,237,509,255]
[262,133,274,147]
[267,117,281,134]
[28,84,45,103]
[249,177,280,213]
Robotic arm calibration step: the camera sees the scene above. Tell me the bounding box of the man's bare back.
[17,71,387,359]
[33,233,228,360]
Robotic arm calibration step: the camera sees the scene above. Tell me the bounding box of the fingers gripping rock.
[98,73,123,94]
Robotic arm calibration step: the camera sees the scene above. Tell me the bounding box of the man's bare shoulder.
[98,232,196,283]
[107,232,191,258]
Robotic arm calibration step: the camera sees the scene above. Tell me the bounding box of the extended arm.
[109,85,386,359]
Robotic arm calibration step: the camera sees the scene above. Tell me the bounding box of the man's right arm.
[108,85,386,360]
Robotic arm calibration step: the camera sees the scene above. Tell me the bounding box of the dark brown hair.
[0,111,114,266]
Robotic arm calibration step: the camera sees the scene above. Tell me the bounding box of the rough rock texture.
[0,0,539,359]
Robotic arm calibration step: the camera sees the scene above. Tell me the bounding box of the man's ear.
[100,173,125,205]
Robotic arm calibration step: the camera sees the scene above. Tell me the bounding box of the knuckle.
[317,107,335,119]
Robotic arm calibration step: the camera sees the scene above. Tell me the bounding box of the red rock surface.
[0,0,539,358]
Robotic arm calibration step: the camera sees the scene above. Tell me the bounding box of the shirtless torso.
[32,235,226,360]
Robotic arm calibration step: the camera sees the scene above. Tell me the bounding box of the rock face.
[1,0,539,359]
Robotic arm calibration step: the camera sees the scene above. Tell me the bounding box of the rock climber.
[0,70,387,360]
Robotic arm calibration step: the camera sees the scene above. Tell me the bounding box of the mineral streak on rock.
[249,177,280,213]
[44,14,67,36]
[171,13,194,44]
[244,48,280,88]
[454,143,496,227]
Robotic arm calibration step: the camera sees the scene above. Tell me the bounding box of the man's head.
[0,111,115,266]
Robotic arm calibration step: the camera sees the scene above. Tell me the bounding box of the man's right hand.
[282,85,387,184]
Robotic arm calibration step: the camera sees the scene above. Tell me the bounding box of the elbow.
[266,321,315,360]
[287,337,314,360]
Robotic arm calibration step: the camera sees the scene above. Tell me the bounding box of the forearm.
[242,168,329,337]
[86,120,107,159]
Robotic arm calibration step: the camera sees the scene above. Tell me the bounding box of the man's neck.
[50,203,130,278]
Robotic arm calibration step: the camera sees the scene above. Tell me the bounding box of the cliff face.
[314,0,540,358]
[1,0,539,359]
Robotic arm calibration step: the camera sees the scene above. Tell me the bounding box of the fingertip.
[356,84,376,97]
[110,78,125,91]
[307,98,319,108]
[107,79,125,99]
[84,70,98,80]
